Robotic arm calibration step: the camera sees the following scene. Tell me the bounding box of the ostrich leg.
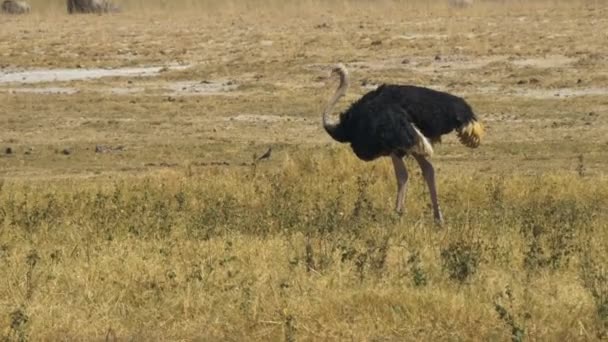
[413,154,444,224]
[391,154,409,214]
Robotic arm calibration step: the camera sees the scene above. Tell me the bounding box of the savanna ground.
[1,0,608,340]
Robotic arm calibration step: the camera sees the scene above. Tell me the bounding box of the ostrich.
[322,64,483,223]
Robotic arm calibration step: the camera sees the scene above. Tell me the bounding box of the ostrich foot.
[434,209,444,226]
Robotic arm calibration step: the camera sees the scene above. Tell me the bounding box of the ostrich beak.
[321,64,339,79]
[316,64,341,85]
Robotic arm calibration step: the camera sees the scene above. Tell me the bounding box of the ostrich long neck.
[323,67,350,134]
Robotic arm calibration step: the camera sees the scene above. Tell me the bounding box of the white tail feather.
[410,125,434,157]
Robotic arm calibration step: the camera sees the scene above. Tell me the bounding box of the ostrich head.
[330,63,349,86]
[322,63,350,143]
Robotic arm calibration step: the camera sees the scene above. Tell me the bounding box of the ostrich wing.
[374,85,478,139]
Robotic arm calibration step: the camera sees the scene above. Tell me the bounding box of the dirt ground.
[1,1,608,340]
[1,1,607,180]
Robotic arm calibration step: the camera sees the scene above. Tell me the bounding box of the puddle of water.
[1,79,237,96]
[4,87,78,95]
[0,65,190,84]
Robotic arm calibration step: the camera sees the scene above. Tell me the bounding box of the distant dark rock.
[2,0,30,14]
[95,144,125,153]
[67,0,119,14]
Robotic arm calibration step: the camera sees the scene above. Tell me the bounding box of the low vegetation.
[1,152,607,340]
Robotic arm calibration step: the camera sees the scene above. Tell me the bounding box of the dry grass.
[1,0,608,340]
[1,158,607,340]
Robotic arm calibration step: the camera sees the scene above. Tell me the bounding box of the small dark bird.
[256,147,272,161]
[322,64,484,224]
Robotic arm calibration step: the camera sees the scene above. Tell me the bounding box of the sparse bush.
[174,190,187,211]
[440,241,481,283]
[309,185,346,235]
[521,197,584,270]
[284,314,296,342]
[576,154,586,177]
[487,175,506,208]
[365,235,390,276]
[407,251,427,287]
[305,237,315,273]
[187,194,242,239]
[354,252,367,283]
[581,251,608,333]
[494,305,525,342]
[7,307,29,342]
[25,250,39,301]
[352,174,375,221]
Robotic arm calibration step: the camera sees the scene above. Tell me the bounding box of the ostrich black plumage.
[322,64,484,223]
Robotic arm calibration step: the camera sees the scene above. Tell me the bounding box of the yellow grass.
[1,0,608,340]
